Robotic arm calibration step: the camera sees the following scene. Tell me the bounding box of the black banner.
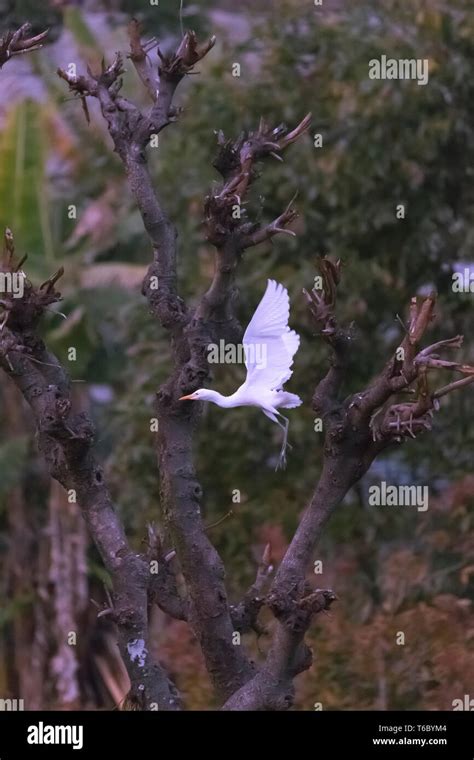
[0,710,472,757]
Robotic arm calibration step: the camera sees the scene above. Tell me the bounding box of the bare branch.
[222,263,474,710]
[231,544,273,635]
[127,19,159,101]
[0,23,48,68]
[145,524,189,621]
[433,374,474,399]
[304,257,354,416]
[0,231,181,710]
[196,117,310,340]
[242,199,298,248]
[58,30,257,702]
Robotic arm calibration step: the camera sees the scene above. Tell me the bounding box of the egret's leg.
[279,414,292,451]
[262,410,290,470]
[275,413,291,471]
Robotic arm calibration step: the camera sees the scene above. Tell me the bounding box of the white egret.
[179,279,302,469]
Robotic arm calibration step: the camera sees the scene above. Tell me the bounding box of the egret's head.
[179,389,212,402]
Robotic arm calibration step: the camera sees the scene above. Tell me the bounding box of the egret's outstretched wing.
[242,279,300,391]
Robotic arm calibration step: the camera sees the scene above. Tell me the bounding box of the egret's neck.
[203,389,235,408]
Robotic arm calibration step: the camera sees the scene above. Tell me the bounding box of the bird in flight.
[179,279,302,469]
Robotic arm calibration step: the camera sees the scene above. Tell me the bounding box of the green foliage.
[63,6,100,52]
[0,0,63,41]
[0,592,33,628]
[0,100,54,271]
[118,0,208,37]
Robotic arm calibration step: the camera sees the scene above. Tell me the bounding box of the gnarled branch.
[0,23,48,68]
[0,231,181,710]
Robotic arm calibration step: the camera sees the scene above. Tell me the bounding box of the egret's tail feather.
[280,392,302,409]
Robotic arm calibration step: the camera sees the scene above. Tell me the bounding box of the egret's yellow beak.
[179,393,195,401]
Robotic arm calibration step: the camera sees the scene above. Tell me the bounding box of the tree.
[0,18,473,711]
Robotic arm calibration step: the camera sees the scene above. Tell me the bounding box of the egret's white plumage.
[179,280,302,469]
